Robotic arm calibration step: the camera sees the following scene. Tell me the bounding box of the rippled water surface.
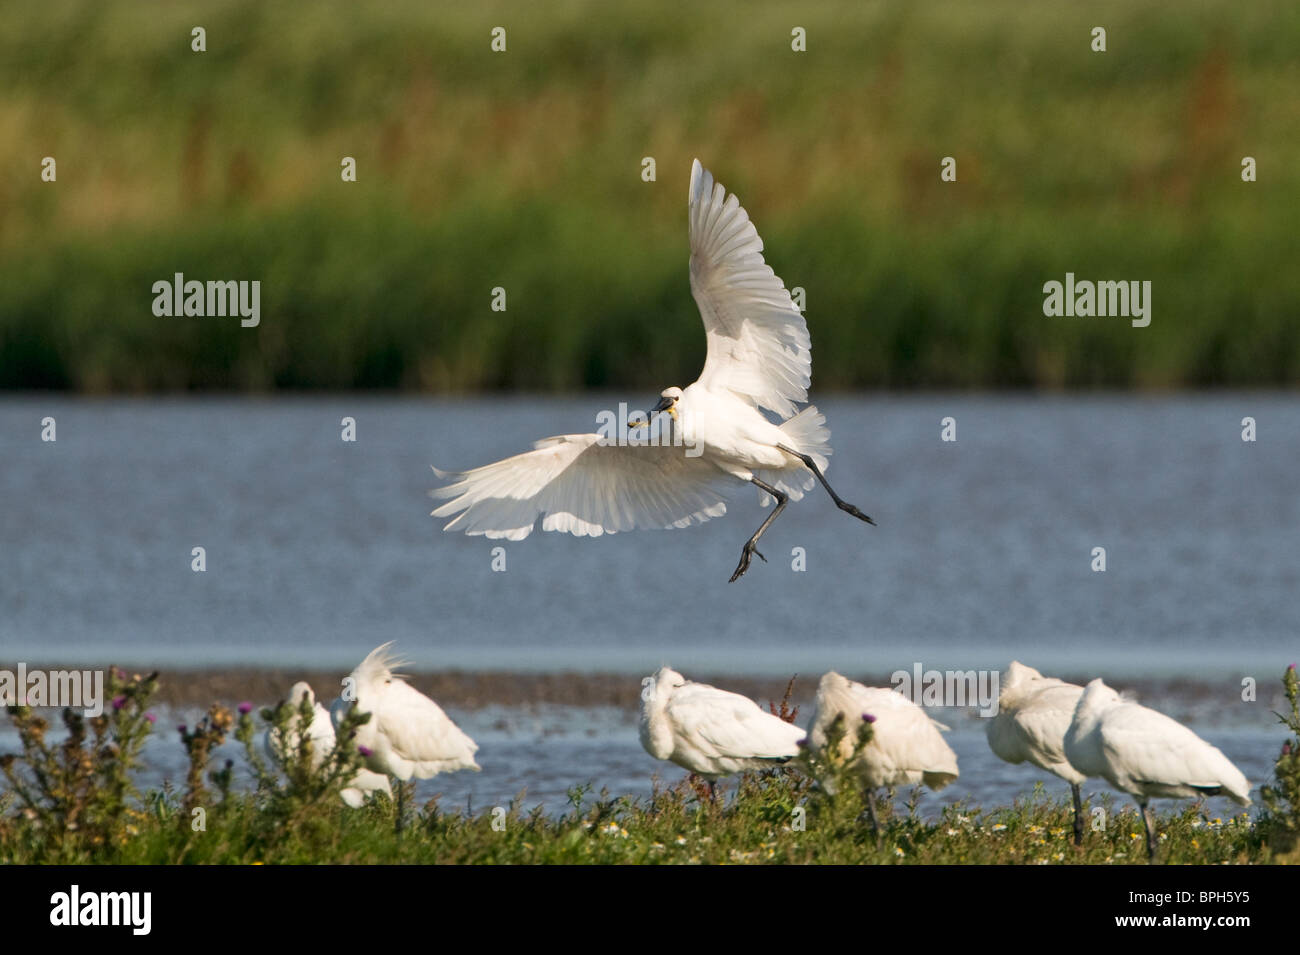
[1,395,1295,812]
[3,394,1296,673]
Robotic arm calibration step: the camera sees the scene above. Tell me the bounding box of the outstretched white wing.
[688,159,811,420]
[432,434,731,540]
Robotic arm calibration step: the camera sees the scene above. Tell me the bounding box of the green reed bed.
[2,0,1298,391]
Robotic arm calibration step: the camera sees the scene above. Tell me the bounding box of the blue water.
[0,393,1294,815]
[2,394,1296,676]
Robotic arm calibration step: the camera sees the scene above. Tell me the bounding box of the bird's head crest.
[357,642,412,684]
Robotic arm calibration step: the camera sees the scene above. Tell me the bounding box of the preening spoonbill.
[639,666,805,797]
[804,671,958,844]
[985,661,1087,844]
[432,159,874,582]
[330,644,480,781]
[1063,678,1251,862]
[263,681,392,808]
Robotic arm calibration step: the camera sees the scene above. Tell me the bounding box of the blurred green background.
[1,0,1297,392]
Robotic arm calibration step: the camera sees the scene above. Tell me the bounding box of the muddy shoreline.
[33,666,1251,712]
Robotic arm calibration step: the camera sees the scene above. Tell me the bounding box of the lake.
[0,394,1295,814]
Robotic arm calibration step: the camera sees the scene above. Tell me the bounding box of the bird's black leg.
[1140,800,1158,863]
[1071,783,1084,846]
[708,779,717,803]
[778,444,875,525]
[865,790,882,850]
[395,779,408,838]
[729,477,788,582]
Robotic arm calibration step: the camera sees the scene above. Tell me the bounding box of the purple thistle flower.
[116,668,127,681]
[358,745,373,757]
[862,713,877,723]
[1284,742,1293,757]
[111,696,126,710]
[238,701,252,714]
[177,724,187,734]
[796,738,809,748]
[145,712,156,724]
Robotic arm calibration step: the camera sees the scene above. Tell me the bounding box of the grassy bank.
[0,774,1272,865]
[1,1,1298,391]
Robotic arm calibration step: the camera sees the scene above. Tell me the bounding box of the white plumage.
[1063,678,1251,860]
[687,160,811,420]
[432,434,731,541]
[985,661,1086,843]
[330,643,480,782]
[639,666,805,786]
[805,671,959,793]
[263,681,392,809]
[432,159,873,581]
[803,671,958,844]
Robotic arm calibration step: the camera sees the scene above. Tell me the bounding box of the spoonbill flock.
[261,647,1252,863]
[980,661,1251,860]
[635,662,1251,862]
[432,160,874,582]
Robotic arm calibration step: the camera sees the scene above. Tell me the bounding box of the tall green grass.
[1,0,1297,391]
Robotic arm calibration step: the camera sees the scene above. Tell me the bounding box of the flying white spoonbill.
[1063,678,1251,862]
[263,681,392,808]
[804,671,958,844]
[639,666,806,798]
[985,661,1087,844]
[432,159,874,582]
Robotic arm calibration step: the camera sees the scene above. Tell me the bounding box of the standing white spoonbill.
[985,661,1087,844]
[263,682,392,808]
[432,159,874,582]
[330,644,481,782]
[639,666,806,798]
[1063,678,1251,862]
[804,671,958,844]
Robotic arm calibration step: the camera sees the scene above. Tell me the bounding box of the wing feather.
[1100,705,1251,802]
[688,159,811,419]
[433,434,730,539]
[669,684,803,761]
[376,681,479,776]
